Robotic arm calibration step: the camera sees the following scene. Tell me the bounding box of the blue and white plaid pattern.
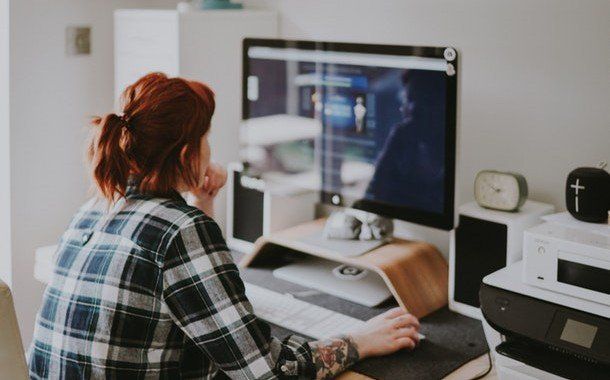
[28,187,315,379]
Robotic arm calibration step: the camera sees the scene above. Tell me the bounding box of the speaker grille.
[232,171,264,243]
[455,215,507,307]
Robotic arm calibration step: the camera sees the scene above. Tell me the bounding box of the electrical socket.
[66,26,91,55]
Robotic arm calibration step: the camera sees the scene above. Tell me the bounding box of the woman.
[28,73,421,379]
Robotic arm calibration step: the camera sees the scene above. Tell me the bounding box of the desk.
[34,245,496,379]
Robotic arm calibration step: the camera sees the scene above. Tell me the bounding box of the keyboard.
[244,282,425,341]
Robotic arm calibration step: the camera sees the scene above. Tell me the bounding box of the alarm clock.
[474,170,528,212]
[565,162,610,223]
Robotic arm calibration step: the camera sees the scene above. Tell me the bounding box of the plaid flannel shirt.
[28,187,315,379]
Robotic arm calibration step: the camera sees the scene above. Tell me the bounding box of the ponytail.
[87,72,215,201]
[89,114,134,200]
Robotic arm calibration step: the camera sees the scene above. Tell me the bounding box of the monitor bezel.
[242,38,457,231]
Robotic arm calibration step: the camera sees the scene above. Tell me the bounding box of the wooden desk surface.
[338,353,497,380]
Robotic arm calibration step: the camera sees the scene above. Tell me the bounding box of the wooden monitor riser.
[240,218,449,318]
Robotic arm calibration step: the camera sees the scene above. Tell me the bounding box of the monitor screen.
[242,39,457,230]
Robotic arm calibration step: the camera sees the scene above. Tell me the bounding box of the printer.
[481,261,610,380]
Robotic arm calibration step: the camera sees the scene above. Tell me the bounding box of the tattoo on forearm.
[309,335,360,380]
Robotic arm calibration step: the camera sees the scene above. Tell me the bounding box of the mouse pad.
[268,308,488,380]
[237,254,489,379]
[350,308,488,379]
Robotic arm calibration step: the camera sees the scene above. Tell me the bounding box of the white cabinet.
[115,10,181,97]
[114,9,278,229]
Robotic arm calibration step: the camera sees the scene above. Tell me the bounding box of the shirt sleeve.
[162,213,316,380]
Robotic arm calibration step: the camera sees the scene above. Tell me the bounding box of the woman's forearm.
[309,335,360,380]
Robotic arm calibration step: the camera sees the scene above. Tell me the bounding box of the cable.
[468,351,493,380]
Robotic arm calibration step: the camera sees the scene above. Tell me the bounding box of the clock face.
[475,171,526,211]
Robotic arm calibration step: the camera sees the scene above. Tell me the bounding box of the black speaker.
[453,215,507,309]
[231,169,264,244]
[449,201,554,319]
[226,163,316,253]
[566,164,610,223]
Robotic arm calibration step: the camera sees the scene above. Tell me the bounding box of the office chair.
[0,278,29,380]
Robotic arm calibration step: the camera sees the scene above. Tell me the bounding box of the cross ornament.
[570,178,586,212]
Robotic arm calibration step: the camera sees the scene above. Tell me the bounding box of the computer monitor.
[242,39,458,230]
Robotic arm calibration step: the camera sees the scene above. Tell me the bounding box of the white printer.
[481,261,610,380]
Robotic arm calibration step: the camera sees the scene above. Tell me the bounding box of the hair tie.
[118,114,133,130]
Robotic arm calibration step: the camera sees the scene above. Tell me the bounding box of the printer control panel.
[546,309,610,357]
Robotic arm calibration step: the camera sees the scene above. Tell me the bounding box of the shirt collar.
[125,178,186,204]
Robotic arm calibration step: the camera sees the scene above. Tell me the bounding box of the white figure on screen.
[312,92,323,116]
[353,96,367,134]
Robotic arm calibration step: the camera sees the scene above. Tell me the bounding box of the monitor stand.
[295,230,386,257]
[240,218,450,318]
[272,256,392,307]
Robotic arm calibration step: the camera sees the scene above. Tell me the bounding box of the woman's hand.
[350,307,420,359]
[190,163,228,199]
[188,163,227,217]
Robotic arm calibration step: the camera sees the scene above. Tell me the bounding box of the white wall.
[244,0,610,253]
[7,0,610,347]
[0,0,10,286]
[9,0,178,347]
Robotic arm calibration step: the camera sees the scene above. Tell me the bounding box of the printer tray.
[496,339,610,380]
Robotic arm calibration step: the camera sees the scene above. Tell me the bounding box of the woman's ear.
[179,144,189,167]
[198,134,211,173]
[176,145,198,191]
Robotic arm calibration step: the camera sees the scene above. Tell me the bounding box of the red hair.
[88,72,215,200]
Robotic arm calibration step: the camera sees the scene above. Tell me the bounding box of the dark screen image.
[245,48,448,215]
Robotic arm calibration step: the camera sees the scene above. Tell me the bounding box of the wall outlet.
[66,26,91,55]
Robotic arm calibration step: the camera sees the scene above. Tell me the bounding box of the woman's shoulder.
[148,196,215,228]
[74,195,218,236]
[75,195,225,257]
[136,196,224,246]
[155,200,229,260]
[167,203,223,242]
[67,197,106,230]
